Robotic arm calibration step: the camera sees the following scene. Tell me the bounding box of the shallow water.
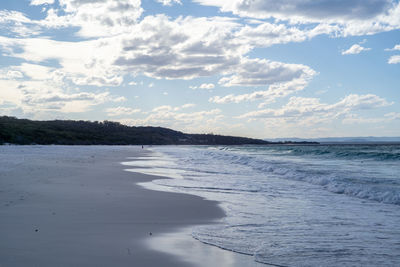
[126,145,400,266]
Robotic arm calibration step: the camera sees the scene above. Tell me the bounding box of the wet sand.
[0,145,265,267]
[0,146,224,266]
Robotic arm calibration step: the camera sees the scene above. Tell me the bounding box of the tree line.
[0,116,272,145]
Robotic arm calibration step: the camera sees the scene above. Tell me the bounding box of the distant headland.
[0,116,318,146]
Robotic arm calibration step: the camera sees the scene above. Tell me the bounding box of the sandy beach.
[0,146,264,267]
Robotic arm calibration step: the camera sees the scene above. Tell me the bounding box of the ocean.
[123,144,400,266]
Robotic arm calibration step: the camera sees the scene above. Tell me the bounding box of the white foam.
[133,145,400,266]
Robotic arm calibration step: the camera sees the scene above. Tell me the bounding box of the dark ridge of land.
[0,116,281,145]
[265,137,400,144]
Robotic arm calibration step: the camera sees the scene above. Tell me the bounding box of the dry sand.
[0,146,261,267]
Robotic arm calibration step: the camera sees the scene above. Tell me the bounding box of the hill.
[0,116,270,145]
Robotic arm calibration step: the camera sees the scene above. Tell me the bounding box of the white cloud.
[210,67,315,104]
[181,103,196,109]
[2,1,143,38]
[333,94,392,109]
[236,22,311,47]
[194,0,400,37]
[0,0,398,132]
[210,78,308,104]
[106,106,141,116]
[118,107,225,134]
[385,44,400,51]
[133,105,223,133]
[239,94,391,124]
[0,10,43,37]
[113,15,245,80]
[0,79,24,105]
[0,10,31,24]
[22,89,124,113]
[173,103,195,111]
[128,81,137,86]
[342,44,371,55]
[0,2,384,98]
[17,63,54,80]
[152,105,173,112]
[30,0,54,5]
[218,58,315,87]
[0,69,24,79]
[50,0,143,38]
[388,55,400,64]
[156,0,182,6]
[0,36,123,87]
[194,0,392,21]
[0,65,125,115]
[199,83,215,90]
[153,103,196,113]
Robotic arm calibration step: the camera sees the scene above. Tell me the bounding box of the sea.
[123,144,400,267]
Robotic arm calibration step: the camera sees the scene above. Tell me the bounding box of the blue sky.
[0,0,399,138]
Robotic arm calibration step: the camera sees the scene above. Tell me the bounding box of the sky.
[0,0,399,138]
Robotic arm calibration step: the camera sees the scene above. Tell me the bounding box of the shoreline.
[124,147,267,267]
[0,145,263,266]
[0,146,224,266]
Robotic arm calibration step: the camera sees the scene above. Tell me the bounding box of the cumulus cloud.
[111,14,319,99]
[152,105,173,112]
[0,63,125,115]
[30,0,55,5]
[385,44,400,51]
[0,0,392,96]
[342,44,371,55]
[0,80,122,113]
[0,10,33,27]
[1,0,143,38]
[194,0,392,21]
[0,0,398,131]
[52,0,143,37]
[0,10,43,37]
[210,68,315,104]
[156,0,182,6]
[23,89,125,113]
[0,36,123,87]
[234,21,340,48]
[194,0,400,37]
[113,15,244,80]
[388,55,400,64]
[128,104,223,132]
[218,58,315,87]
[239,94,392,123]
[18,63,54,80]
[0,69,24,79]
[199,83,215,90]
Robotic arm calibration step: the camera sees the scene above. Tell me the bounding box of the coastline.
[0,145,264,267]
[0,146,222,266]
